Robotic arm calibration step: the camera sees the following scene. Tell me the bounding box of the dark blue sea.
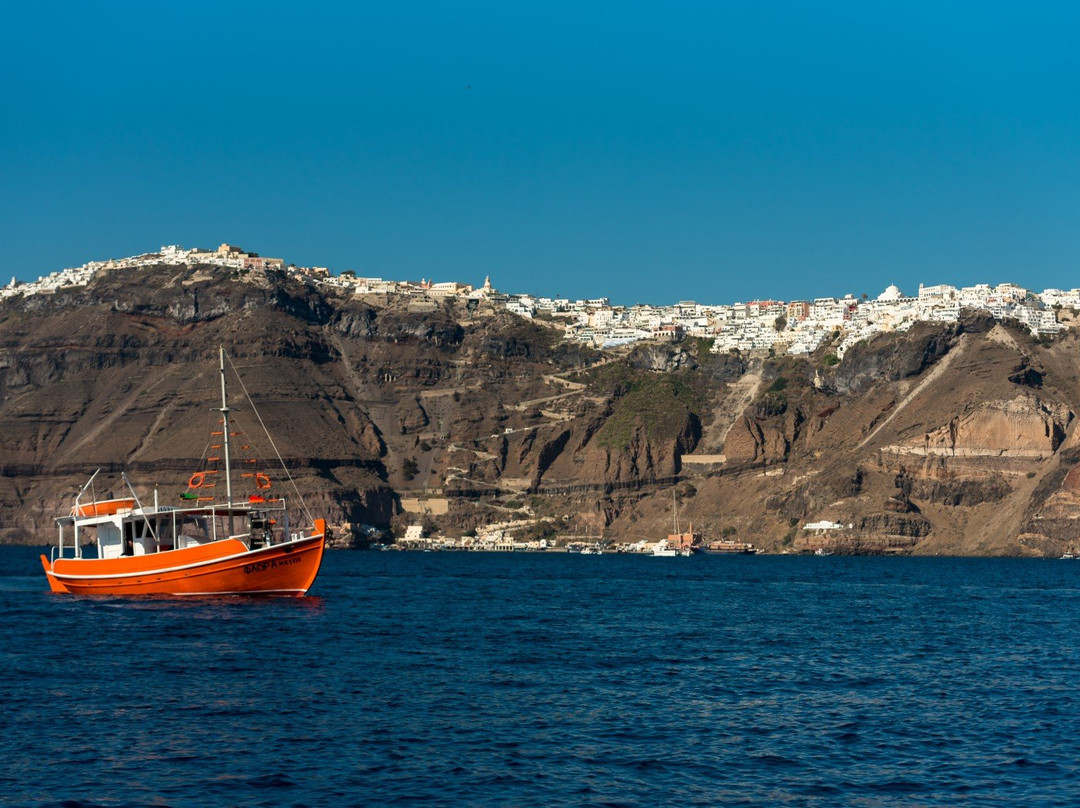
[4,548,1080,806]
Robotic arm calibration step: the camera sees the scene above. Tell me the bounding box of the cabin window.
[178,515,211,548]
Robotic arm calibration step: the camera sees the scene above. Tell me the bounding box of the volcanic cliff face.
[0,264,690,543]
[733,321,1080,555]
[3,264,1080,555]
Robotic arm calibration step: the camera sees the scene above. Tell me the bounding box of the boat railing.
[49,496,297,560]
[49,542,87,563]
[50,544,70,563]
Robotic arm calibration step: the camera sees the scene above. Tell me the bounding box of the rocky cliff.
[3,264,1080,555]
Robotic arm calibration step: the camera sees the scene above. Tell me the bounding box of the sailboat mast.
[218,347,233,508]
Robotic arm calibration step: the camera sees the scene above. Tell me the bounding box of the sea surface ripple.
[4,548,1080,806]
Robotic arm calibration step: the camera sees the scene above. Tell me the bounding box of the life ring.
[188,472,206,489]
[254,473,272,490]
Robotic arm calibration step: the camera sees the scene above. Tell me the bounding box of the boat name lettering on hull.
[244,555,302,575]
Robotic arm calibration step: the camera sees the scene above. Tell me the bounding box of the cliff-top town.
[5,242,1074,360]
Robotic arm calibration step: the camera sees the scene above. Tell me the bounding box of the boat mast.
[218,347,233,508]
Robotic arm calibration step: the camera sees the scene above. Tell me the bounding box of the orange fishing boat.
[40,348,327,596]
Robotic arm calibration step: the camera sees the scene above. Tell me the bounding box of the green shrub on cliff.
[595,374,703,450]
[584,361,637,397]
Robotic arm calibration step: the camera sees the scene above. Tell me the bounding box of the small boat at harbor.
[701,539,758,555]
[695,504,757,555]
[654,491,697,556]
[40,348,326,597]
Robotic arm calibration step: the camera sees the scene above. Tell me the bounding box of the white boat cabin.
[54,501,292,560]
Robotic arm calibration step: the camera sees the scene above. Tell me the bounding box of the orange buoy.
[188,472,206,489]
[254,472,272,490]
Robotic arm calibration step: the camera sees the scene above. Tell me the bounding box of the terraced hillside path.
[506,357,619,413]
[688,362,763,457]
[857,334,968,450]
[59,365,188,469]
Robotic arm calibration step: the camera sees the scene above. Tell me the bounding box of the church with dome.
[876,284,904,302]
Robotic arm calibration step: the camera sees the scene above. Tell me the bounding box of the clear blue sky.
[3,2,1078,305]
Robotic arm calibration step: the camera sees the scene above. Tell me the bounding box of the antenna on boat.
[218,346,234,509]
[74,469,101,513]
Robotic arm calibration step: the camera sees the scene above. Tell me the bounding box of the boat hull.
[41,532,325,596]
[699,547,757,555]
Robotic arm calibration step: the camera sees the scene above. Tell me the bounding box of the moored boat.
[40,348,326,596]
[651,541,679,557]
[655,490,698,556]
[701,540,759,555]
